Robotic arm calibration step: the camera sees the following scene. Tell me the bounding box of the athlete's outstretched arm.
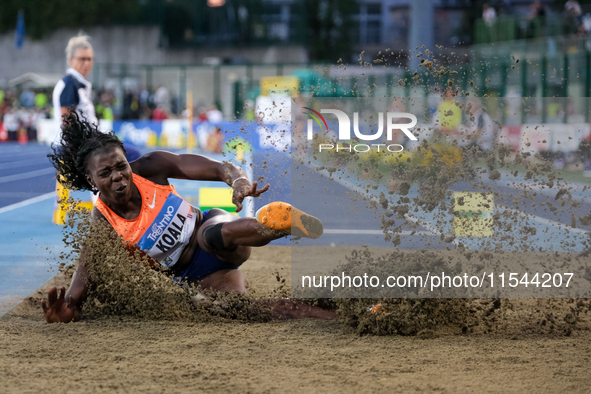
[41,208,107,323]
[41,249,88,323]
[132,150,242,183]
[132,151,270,212]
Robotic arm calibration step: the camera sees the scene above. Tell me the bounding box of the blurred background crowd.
[0,84,225,142]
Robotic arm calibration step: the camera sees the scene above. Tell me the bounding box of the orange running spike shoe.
[256,202,324,239]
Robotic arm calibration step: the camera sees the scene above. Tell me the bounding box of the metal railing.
[475,15,567,45]
[91,41,591,124]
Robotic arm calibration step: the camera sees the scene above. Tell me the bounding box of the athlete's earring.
[86,174,98,195]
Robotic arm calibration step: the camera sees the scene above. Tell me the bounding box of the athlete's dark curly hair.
[48,111,126,193]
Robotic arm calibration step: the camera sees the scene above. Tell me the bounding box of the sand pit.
[2,246,591,393]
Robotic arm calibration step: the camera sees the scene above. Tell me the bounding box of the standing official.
[52,34,140,160]
[51,35,139,223]
[53,35,97,132]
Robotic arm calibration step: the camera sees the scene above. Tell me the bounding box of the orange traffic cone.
[18,128,28,144]
[0,123,7,142]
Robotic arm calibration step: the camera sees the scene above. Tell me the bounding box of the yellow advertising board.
[260,76,299,97]
[452,192,494,237]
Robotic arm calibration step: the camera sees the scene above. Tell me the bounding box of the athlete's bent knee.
[203,222,237,252]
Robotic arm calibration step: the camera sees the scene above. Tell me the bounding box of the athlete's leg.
[193,207,335,320]
[198,269,247,294]
[197,202,323,265]
[196,269,337,320]
[196,208,264,266]
[199,209,283,250]
[270,299,339,320]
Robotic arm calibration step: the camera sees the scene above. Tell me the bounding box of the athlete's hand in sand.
[232,180,270,213]
[41,286,80,323]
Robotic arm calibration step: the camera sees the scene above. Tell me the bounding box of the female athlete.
[42,112,334,322]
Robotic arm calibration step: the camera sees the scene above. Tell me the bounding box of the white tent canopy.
[8,72,62,89]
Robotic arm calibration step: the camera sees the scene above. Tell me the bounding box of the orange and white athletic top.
[95,174,198,268]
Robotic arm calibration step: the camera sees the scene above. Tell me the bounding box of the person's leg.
[270,299,338,320]
[196,209,265,266]
[203,210,284,248]
[195,270,337,320]
[198,269,247,294]
[179,206,305,287]
[190,204,336,320]
[197,203,323,264]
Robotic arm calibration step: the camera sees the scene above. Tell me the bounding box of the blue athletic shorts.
[172,209,237,283]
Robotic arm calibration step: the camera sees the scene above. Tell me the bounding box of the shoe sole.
[256,202,323,239]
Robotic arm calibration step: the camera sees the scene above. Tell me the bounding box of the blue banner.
[194,121,290,153]
[111,119,291,154]
[113,120,162,147]
[15,11,25,49]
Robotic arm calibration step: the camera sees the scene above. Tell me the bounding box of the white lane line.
[0,168,54,184]
[402,214,459,244]
[0,151,48,160]
[0,192,55,214]
[314,166,589,240]
[0,158,50,170]
[313,167,457,244]
[0,192,47,198]
[324,229,437,236]
[498,204,590,235]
